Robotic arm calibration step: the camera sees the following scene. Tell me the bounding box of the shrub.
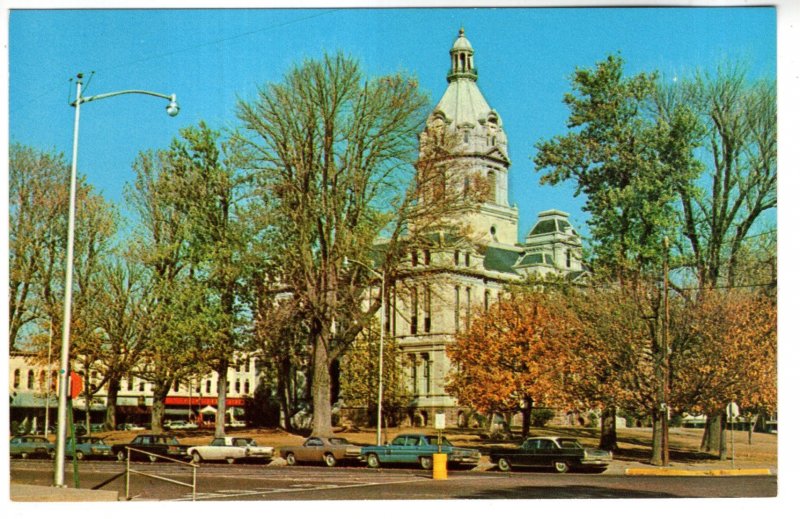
[531,408,555,427]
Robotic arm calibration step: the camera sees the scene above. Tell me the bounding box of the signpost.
[433,412,447,480]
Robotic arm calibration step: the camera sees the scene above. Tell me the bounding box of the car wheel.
[497,457,511,472]
[366,453,380,468]
[48,450,56,460]
[285,452,297,466]
[419,456,433,470]
[20,452,29,460]
[75,450,85,461]
[116,450,126,462]
[226,457,236,465]
[324,453,337,467]
[148,454,158,463]
[554,461,569,473]
[191,452,202,464]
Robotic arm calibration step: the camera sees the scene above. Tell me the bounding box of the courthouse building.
[384,29,586,426]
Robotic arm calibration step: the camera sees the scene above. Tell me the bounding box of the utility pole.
[662,236,670,466]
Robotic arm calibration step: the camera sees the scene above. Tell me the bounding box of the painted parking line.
[170,478,423,501]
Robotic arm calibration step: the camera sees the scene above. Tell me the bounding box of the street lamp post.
[345,257,386,446]
[54,73,178,487]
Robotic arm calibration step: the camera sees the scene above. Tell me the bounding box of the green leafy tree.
[534,54,702,464]
[126,149,201,432]
[339,317,409,428]
[160,122,254,437]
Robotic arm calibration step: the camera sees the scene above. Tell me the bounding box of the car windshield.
[329,438,349,445]
[559,439,582,449]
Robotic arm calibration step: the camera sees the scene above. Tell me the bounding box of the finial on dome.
[459,27,465,37]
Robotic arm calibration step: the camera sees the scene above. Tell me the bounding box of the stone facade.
[381,29,586,426]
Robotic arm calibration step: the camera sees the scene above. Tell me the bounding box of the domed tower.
[418,28,519,245]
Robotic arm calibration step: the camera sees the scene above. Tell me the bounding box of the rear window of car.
[329,438,348,445]
[559,439,581,449]
[425,436,452,447]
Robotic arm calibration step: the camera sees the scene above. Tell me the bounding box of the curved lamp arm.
[73,89,179,116]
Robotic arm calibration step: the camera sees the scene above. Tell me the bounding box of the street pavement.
[9,455,777,502]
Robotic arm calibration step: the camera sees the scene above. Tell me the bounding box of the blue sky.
[8,4,778,241]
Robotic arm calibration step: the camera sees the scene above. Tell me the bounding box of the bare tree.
[237,52,474,435]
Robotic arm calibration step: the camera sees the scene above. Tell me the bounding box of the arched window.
[27,369,35,390]
[206,380,212,394]
[13,369,21,388]
[244,381,250,394]
[235,380,241,394]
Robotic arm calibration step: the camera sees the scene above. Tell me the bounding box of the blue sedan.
[360,433,481,469]
[66,436,114,460]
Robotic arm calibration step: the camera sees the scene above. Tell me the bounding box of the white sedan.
[164,420,198,430]
[187,436,274,464]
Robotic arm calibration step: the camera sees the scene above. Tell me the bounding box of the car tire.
[285,452,297,466]
[366,453,381,468]
[48,450,56,460]
[75,450,85,461]
[324,453,337,467]
[20,452,28,460]
[191,452,202,464]
[419,456,433,470]
[554,461,569,473]
[497,457,511,472]
[226,457,236,465]
[116,450,126,462]
[148,454,158,463]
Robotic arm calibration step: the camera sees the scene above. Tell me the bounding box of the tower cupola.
[448,28,478,82]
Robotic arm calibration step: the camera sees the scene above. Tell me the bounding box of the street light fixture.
[344,257,386,446]
[54,73,179,487]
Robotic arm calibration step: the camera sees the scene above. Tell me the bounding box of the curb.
[625,467,772,477]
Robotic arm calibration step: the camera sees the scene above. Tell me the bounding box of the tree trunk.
[310,332,334,436]
[701,412,727,459]
[150,382,171,434]
[277,357,293,431]
[600,406,618,452]
[649,408,668,465]
[215,359,229,438]
[105,377,120,431]
[521,396,533,438]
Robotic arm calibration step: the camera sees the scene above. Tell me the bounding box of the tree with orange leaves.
[446,289,583,437]
[670,289,776,458]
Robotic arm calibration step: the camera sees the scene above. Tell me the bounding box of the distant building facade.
[9,350,258,432]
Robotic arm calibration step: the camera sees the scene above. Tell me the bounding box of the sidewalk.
[609,459,776,477]
[10,483,120,502]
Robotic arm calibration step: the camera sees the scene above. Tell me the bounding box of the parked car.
[359,433,481,469]
[66,436,113,460]
[116,423,145,431]
[227,419,246,428]
[187,436,274,464]
[489,436,612,473]
[164,420,198,431]
[10,435,56,459]
[279,436,362,467]
[111,434,188,462]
